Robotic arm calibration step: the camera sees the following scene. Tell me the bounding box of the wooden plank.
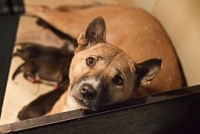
[1,85,200,133]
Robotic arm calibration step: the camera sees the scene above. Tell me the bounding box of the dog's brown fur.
[24,5,184,115]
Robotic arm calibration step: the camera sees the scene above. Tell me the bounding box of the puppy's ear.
[135,58,162,87]
[76,16,106,52]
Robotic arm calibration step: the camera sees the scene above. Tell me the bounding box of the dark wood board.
[1,85,200,134]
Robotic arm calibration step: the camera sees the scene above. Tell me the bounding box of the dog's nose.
[80,84,97,100]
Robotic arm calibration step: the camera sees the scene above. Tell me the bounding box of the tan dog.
[24,5,184,114]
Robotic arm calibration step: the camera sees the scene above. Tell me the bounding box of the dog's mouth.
[72,94,99,111]
[73,95,85,107]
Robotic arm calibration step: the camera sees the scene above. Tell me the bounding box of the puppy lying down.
[17,5,185,120]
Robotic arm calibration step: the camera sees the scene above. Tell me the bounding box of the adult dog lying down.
[19,5,185,117]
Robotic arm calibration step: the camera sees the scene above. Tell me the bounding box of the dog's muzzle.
[80,83,97,100]
[71,77,107,111]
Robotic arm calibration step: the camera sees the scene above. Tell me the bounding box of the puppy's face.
[68,16,161,111]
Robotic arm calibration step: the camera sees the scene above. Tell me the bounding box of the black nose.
[80,83,97,100]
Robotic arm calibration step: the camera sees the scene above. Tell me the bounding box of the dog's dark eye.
[112,75,123,85]
[86,57,96,67]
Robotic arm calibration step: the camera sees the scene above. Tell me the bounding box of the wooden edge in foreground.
[0,85,200,134]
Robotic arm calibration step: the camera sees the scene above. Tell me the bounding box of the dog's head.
[68,16,161,111]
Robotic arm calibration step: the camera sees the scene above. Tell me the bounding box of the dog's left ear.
[135,58,162,87]
[76,16,106,52]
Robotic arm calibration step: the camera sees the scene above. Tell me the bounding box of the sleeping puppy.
[14,14,78,85]
[12,42,74,85]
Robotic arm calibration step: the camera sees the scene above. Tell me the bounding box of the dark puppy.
[13,43,74,85]
[14,16,78,85]
[14,42,75,120]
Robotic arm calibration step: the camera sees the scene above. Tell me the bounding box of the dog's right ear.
[76,16,106,52]
[135,58,162,88]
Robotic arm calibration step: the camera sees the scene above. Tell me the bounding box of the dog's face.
[68,16,161,111]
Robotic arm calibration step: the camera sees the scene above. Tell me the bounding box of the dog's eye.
[112,75,123,85]
[86,57,96,67]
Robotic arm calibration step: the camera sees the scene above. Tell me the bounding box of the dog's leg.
[36,19,78,48]
[17,84,68,120]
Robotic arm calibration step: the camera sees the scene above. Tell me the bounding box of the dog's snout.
[80,84,97,100]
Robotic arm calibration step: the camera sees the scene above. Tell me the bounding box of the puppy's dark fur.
[13,42,73,84]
